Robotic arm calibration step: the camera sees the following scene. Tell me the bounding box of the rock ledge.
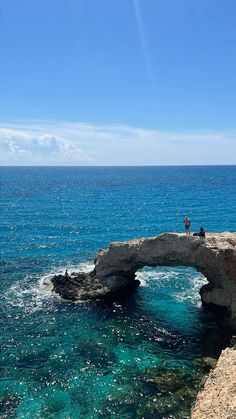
[191,347,236,419]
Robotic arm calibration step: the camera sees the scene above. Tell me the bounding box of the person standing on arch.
[184,216,191,235]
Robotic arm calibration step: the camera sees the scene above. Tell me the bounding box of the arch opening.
[135,265,207,330]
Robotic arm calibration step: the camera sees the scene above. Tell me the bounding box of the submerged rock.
[200,356,218,370]
[148,371,188,393]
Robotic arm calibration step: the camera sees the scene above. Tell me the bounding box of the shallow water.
[1,166,236,418]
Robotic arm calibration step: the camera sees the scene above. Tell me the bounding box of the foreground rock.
[191,347,236,419]
[50,232,236,326]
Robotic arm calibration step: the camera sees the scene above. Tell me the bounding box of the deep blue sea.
[1,166,236,418]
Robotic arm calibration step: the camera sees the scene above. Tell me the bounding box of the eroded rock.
[51,271,140,302]
[191,348,236,419]
[49,232,236,326]
[94,232,236,327]
[51,272,110,301]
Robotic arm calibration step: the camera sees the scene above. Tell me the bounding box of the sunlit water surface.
[1,166,236,418]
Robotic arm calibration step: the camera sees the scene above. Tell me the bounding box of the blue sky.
[0,0,236,165]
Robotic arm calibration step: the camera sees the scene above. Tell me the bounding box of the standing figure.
[184,216,191,236]
[65,269,69,279]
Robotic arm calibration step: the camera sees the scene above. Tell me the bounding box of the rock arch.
[94,233,236,327]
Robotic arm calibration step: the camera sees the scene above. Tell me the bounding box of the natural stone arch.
[94,233,236,327]
[50,232,236,328]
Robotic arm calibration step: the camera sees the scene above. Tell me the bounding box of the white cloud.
[0,122,235,165]
[0,127,92,164]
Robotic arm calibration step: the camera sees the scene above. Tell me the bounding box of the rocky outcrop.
[94,232,236,327]
[51,271,110,301]
[50,232,236,326]
[191,347,236,419]
[50,270,140,302]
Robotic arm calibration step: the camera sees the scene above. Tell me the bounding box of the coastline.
[191,347,236,418]
[48,232,236,416]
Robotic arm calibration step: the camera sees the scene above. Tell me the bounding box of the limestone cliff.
[191,347,236,419]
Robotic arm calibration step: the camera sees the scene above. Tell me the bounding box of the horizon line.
[1,164,236,168]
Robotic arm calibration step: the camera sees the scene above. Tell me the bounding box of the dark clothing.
[193,229,205,238]
[198,230,205,238]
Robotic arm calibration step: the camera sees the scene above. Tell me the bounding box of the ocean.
[1,166,236,418]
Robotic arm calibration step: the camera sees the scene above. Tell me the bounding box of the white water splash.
[4,275,56,313]
[4,260,95,313]
[171,276,208,307]
[43,261,95,278]
[137,268,179,287]
[137,267,207,307]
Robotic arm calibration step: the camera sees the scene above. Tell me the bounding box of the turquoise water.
[1,166,236,418]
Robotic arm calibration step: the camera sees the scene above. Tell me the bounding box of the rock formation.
[50,232,236,326]
[48,232,236,416]
[95,232,236,326]
[191,347,236,419]
[50,271,109,301]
